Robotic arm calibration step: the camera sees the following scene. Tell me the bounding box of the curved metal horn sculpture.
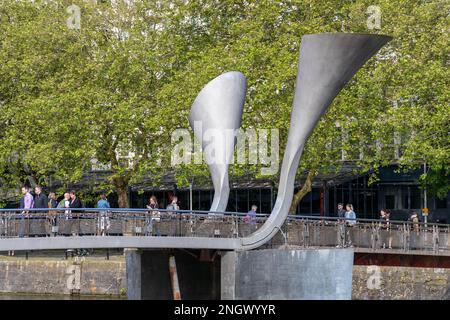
[241,33,392,249]
[189,71,247,212]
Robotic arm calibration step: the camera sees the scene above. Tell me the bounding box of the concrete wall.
[0,258,126,296]
[221,248,354,300]
[2,253,450,300]
[353,265,450,300]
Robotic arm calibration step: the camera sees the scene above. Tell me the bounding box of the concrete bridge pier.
[126,247,354,300]
[125,248,221,300]
[221,248,354,300]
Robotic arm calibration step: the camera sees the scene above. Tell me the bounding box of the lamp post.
[423,162,428,227]
[189,178,193,212]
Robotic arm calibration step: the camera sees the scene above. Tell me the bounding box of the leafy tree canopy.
[0,0,448,208]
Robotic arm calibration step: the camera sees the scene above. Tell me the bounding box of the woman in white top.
[345,204,356,226]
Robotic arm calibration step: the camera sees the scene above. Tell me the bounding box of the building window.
[177,191,189,210]
[236,189,248,213]
[249,189,260,213]
[385,195,395,209]
[402,193,409,209]
[260,189,272,214]
[299,191,312,214]
[192,190,200,210]
[436,197,448,209]
[410,187,422,209]
[227,189,237,212]
[401,186,421,209]
[199,190,211,211]
[311,188,321,214]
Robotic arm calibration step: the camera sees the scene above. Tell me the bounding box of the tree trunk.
[289,170,318,214]
[110,148,130,208]
[117,187,129,208]
[113,177,130,208]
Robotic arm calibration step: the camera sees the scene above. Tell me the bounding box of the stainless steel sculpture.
[186,33,391,249]
[2,33,391,252]
[189,71,247,213]
[241,33,392,249]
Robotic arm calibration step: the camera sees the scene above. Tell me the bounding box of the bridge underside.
[2,236,450,257]
[0,236,241,251]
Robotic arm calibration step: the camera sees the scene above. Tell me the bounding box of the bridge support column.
[125,249,220,300]
[221,248,354,300]
[125,248,142,300]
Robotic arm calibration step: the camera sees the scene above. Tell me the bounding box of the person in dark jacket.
[337,203,346,219]
[69,190,83,238]
[34,186,48,209]
[69,190,82,209]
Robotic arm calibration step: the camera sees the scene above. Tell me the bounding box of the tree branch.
[289,169,318,214]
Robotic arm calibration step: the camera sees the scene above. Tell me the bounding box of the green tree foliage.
[165,0,449,209]
[0,0,448,208]
[0,0,212,206]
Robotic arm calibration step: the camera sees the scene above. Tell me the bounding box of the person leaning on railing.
[243,205,258,232]
[345,204,357,226]
[410,211,420,232]
[379,209,391,230]
[167,196,181,236]
[166,196,180,215]
[337,203,346,223]
[57,192,72,220]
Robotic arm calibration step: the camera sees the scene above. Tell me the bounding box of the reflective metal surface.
[0,33,392,251]
[242,33,392,249]
[189,71,247,212]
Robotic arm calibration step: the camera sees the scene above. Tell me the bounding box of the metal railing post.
[371,222,379,251]
[433,225,439,254]
[304,221,310,248]
[3,209,450,255]
[403,223,410,252]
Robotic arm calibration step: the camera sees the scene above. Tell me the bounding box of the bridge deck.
[0,209,449,255]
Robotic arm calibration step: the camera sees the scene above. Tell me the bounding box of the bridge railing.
[0,209,449,254]
[0,208,267,239]
[269,215,450,255]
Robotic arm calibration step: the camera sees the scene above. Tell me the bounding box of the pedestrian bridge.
[0,208,449,256]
